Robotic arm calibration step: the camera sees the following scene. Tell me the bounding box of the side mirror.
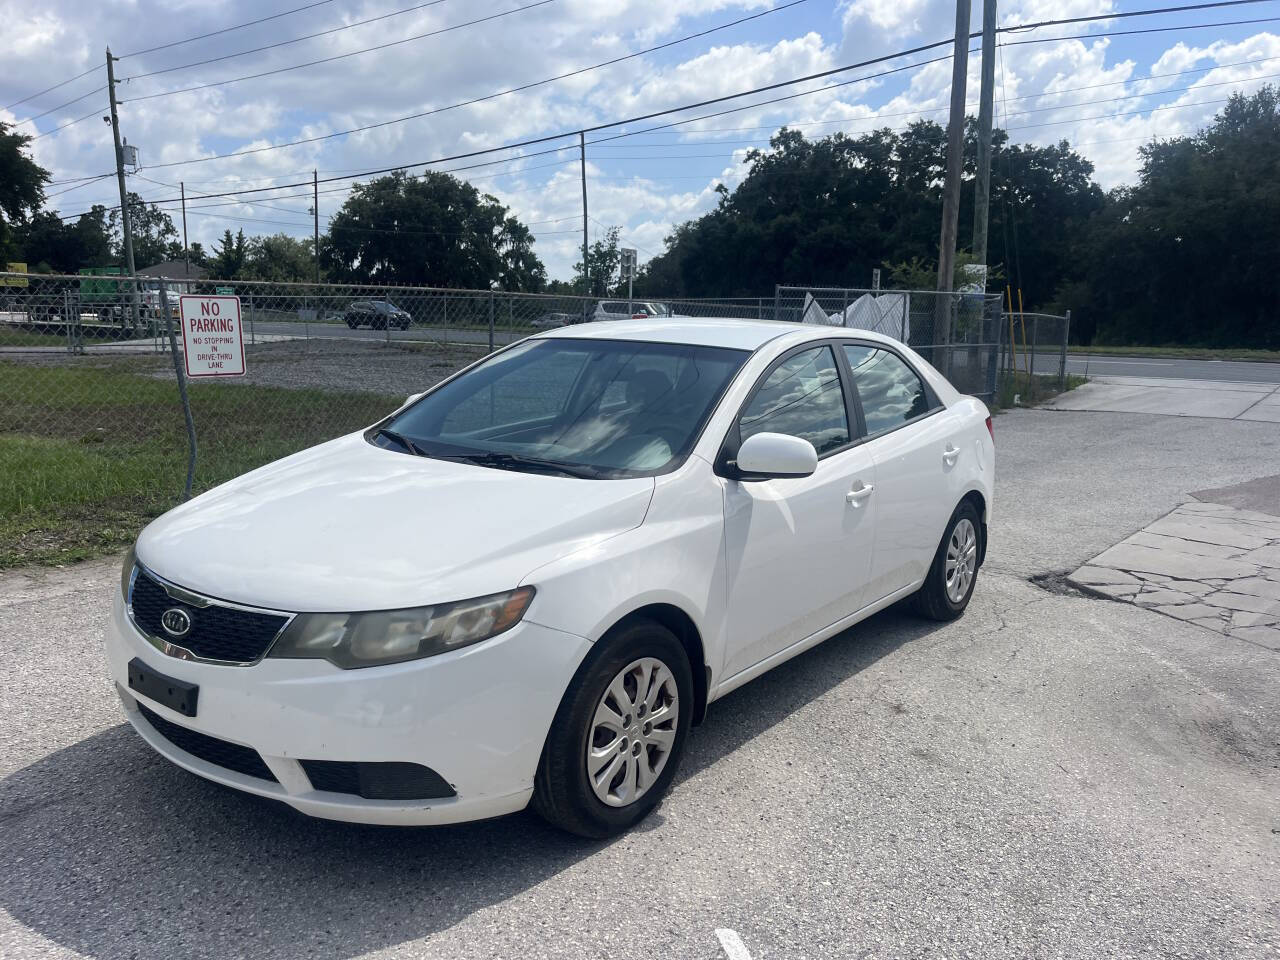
[734,432,818,481]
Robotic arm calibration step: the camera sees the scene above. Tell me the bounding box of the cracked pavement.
[1,407,1279,959]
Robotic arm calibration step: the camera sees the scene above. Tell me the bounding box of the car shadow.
[0,604,939,960]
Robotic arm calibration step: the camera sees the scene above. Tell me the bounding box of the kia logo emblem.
[160,607,193,639]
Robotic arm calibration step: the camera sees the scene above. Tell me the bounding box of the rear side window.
[739,346,849,454]
[842,345,933,434]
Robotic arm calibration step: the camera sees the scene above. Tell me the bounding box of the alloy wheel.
[945,517,978,604]
[586,657,680,807]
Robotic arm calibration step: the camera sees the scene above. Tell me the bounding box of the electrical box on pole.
[621,248,637,315]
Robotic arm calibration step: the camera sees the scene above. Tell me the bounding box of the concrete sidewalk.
[1046,376,1280,420]
[1070,476,1280,651]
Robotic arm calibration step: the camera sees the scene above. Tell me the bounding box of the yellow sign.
[2,262,28,287]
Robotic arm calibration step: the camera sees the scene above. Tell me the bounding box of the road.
[2,408,1278,959]
[1031,351,1280,383]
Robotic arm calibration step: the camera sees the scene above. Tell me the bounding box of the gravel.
[1,407,1278,960]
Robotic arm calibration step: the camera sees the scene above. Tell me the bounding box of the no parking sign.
[179,295,246,377]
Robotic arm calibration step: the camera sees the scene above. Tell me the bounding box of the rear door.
[840,342,958,602]
[719,343,877,680]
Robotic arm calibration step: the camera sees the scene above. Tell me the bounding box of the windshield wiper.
[375,426,427,456]
[438,451,601,479]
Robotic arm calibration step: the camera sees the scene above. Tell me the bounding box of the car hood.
[136,434,656,612]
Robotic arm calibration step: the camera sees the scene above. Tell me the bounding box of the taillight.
[985,416,994,443]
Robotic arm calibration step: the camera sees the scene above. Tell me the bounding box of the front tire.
[533,620,693,838]
[911,500,981,621]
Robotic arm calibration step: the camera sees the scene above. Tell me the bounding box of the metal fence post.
[158,279,198,500]
[488,290,495,352]
[249,292,256,345]
[1030,315,1039,382]
[773,284,781,323]
[1060,309,1071,389]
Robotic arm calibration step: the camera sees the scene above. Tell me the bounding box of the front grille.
[130,568,289,663]
[136,703,277,783]
[300,759,455,800]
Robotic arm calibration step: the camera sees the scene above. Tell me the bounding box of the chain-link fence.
[1,271,1068,567]
[775,285,1071,403]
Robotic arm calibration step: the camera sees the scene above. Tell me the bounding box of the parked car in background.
[344,300,411,330]
[592,300,672,322]
[531,311,575,329]
[106,318,993,838]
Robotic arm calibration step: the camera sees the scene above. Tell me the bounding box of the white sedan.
[105,318,994,837]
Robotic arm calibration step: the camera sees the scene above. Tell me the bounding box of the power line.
[1003,15,1280,46]
[121,0,806,107]
[125,0,455,80]
[47,2,1280,215]
[121,0,560,100]
[3,64,102,112]
[13,85,107,126]
[28,106,108,141]
[118,0,340,59]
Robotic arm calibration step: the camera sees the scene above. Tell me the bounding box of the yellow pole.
[1005,285,1016,378]
[1017,287,1031,383]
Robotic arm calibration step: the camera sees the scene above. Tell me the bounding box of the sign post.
[620,247,637,316]
[179,295,246,377]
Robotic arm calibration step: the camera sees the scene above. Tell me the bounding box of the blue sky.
[5,0,1279,280]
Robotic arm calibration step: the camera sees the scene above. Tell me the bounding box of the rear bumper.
[105,592,591,826]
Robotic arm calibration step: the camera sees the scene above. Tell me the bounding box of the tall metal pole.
[972,0,997,275]
[313,169,320,284]
[579,131,589,298]
[106,47,140,333]
[180,181,190,274]
[934,0,973,375]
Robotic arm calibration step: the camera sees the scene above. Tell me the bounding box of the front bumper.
[105,592,591,826]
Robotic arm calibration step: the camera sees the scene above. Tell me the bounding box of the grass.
[993,371,1087,410]
[0,361,401,568]
[0,329,71,347]
[1070,345,1280,362]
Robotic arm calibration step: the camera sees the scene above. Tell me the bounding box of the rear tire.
[533,620,692,838]
[911,500,982,621]
[345,315,358,329]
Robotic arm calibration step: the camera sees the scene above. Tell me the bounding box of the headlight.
[121,544,137,600]
[269,586,535,669]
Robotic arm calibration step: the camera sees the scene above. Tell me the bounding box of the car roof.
[531,317,906,352]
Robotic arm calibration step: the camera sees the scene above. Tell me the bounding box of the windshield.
[376,338,748,477]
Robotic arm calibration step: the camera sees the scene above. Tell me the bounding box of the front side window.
[380,338,748,477]
[738,345,849,455]
[842,345,933,434]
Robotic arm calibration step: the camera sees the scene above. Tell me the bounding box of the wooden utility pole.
[105,47,141,330]
[972,0,998,275]
[934,0,973,373]
[180,181,189,274]
[313,169,320,283]
[579,131,589,298]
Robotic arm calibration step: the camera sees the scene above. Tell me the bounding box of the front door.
[720,344,877,681]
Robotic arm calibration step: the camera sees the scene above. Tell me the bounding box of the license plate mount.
[127,657,199,718]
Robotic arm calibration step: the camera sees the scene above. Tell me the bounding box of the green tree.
[321,171,545,289]
[573,226,622,296]
[210,229,247,279]
[242,233,314,282]
[1073,86,1280,346]
[13,205,113,273]
[107,192,179,267]
[0,121,51,262]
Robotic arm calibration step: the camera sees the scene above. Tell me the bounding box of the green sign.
[215,286,235,295]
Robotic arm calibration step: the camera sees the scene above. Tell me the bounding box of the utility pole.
[934,0,973,374]
[313,169,320,284]
[579,131,589,300]
[106,47,141,332]
[971,0,997,279]
[180,181,189,274]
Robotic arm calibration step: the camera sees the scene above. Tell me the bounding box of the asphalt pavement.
[2,409,1279,959]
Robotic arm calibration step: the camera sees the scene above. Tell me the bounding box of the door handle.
[942,444,960,466]
[846,482,875,506]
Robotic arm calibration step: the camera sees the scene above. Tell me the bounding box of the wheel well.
[960,490,988,567]
[613,604,710,725]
